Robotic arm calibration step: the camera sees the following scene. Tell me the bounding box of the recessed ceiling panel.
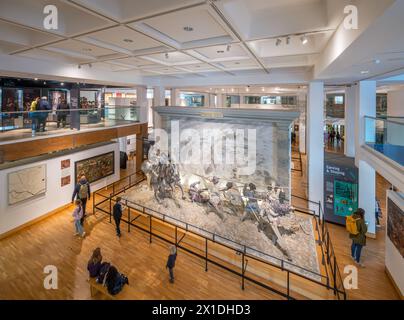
[43,39,118,58]
[135,5,229,44]
[0,0,114,37]
[141,51,199,65]
[192,43,249,61]
[81,26,164,51]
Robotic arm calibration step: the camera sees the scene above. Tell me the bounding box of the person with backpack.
[87,248,103,278]
[113,197,123,237]
[166,245,177,283]
[72,199,86,238]
[346,208,368,267]
[104,265,129,295]
[72,175,91,224]
[29,97,40,133]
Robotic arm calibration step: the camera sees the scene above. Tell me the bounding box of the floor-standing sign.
[324,153,359,225]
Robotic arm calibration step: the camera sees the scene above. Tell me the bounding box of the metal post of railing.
[149,216,152,244]
[333,256,337,295]
[241,245,246,290]
[109,197,112,223]
[175,226,178,245]
[205,238,208,272]
[128,207,131,233]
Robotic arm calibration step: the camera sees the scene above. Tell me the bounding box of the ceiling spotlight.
[183,26,194,32]
[44,81,47,85]
[221,88,225,92]
[276,39,282,46]
[88,63,92,68]
[301,35,308,45]
[262,87,265,92]
[374,59,381,64]
[165,52,169,59]
[286,36,291,45]
[61,82,64,86]
[361,70,369,75]
[231,88,234,92]
[217,50,224,54]
[123,38,134,43]
[83,48,92,52]
[78,65,82,69]
[34,78,38,81]
[226,44,231,52]
[246,87,250,92]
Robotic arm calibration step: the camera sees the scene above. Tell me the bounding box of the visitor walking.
[375,198,382,227]
[72,175,91,224]
[166,245,177,283]
[72,199,86,238]
[347,208,368,267]
[113,197,123,237]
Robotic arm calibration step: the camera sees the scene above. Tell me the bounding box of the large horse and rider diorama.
[139,145,313,263]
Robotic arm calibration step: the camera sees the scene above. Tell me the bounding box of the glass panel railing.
[0,106,139,142]
[364,116,404,166]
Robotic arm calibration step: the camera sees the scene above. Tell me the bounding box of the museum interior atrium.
[0,0,403,303]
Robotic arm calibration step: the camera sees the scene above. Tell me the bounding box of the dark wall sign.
[324,153,359,225]
[387,198,404,258]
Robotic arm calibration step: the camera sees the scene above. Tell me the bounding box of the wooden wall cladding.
[0,124,145,164]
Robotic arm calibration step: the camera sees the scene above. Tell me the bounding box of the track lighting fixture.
[165,52,169,59]
[286,36,290,45]
[226,44,231,52]
[276,38,282,46]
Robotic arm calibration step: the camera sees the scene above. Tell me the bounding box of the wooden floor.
[291,151,399,300]
[0,156,400,300]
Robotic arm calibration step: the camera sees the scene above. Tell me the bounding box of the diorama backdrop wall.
[155,107,298,197]
[0,142,120,236]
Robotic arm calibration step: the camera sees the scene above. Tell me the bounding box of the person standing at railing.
[166,245,177,284]
[30,97,40,133]
[37,96,51,132]
[72,175,91,224]
[57,99,70,129]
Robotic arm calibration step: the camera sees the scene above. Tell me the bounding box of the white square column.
[154,86,166,107]
[137,86,148,124]
[344,86,356,158]
[355,81,377,237]
[307,82,324,215]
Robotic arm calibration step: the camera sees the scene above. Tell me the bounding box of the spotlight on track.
[276,38,282,46]
[286,36,291,45]
[301,35,308,45]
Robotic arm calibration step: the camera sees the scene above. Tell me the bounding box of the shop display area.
[123,146,320,279]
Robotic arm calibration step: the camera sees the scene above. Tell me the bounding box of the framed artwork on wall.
[387,198,404,258]
[8,164,46,205]
[74,152,115,185]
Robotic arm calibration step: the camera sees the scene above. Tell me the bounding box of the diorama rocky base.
[124,181,320,280]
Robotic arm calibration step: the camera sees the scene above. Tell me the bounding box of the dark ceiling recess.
[0,76,130,89]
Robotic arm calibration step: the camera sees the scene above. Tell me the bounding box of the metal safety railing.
[93,173,347,300]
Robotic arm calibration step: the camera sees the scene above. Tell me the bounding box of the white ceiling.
[0,0,347,78]
[0,0,402,85]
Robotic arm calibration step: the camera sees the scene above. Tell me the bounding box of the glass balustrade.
[364,116,404,166]
[0,106,139,142]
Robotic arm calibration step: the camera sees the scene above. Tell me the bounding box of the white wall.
[385,191,404,297]
[0,143,120,235]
